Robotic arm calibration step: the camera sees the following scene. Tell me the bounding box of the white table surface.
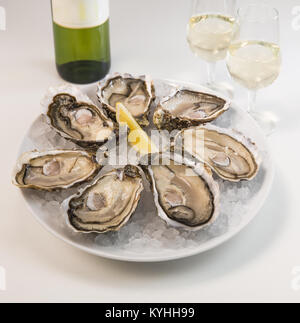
[1,0,300,303]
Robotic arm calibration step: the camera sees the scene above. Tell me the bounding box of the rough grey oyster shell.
[62,165,144,234]
[174,125,260,182]
[42,85,115,151]
[143,152,220,231]
[97,73,155,127]
[13,150,101,191]
[153,88,230,131]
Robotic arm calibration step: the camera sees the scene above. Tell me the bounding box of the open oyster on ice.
[143,153,220,231]
[43,85,115,150]
[97,73,155,127]
[153,89,230,131]
[13,150,100,191]
[63,165,144,233]
[174,125,260,182]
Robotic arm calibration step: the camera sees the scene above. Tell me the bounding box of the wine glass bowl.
[226,4,281,135]
[186,0,238,96]
[227,41,281,91]
[187,14,238,63]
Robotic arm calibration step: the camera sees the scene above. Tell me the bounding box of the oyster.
[63,165,144,233]
[13,150,100,191]
[43,85,115,150]
[97,73,155,127]
[175,125,260,182]
[153,89,230,131]
[145,153,219,231]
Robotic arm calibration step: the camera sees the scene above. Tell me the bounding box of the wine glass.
[187,0,238,97]
[226,4,281,135]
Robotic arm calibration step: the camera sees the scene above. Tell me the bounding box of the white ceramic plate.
[18,79,274,262]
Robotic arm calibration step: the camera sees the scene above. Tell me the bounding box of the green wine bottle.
[51,0,111,84]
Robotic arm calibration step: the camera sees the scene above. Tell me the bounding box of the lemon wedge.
[116,102,158,155]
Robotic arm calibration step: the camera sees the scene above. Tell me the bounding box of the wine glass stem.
[207,62,216,85]
[248,90,257,114]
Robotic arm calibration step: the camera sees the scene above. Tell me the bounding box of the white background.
[0,0,300,303]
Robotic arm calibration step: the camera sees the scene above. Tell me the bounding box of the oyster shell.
[97,73,155,127]
[144,153,220,231]
[13,150,100,191]
[63,165,144,233]
[153,89,230,131]
[175,125,260,182]
[43,85,115,150]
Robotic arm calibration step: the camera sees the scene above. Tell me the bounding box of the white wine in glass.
[227,4,281,135]
[227,41,281,90]
[188,14,237,62]
[187,0,238,96]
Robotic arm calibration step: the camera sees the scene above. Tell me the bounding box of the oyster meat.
[13,150,100,191]
[44,86,115,150]
[63,165,144,233]
[97,73,155,126]
[153,89,230,131]
[145,153,219,231]
[175,125,260,182]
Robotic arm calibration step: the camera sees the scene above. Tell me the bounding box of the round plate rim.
[19,78,275,263]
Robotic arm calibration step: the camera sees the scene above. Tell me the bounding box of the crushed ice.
[23,80,266,253]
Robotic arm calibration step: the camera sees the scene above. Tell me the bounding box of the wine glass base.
[205,82,234,99]
[249,110,279,136]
